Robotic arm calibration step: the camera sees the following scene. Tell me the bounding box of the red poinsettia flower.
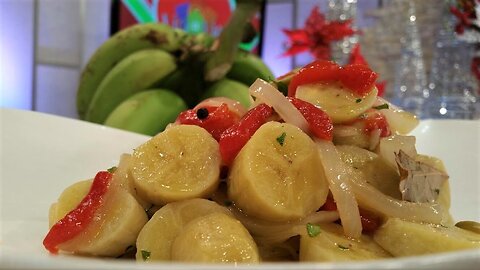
[283,6,356,60]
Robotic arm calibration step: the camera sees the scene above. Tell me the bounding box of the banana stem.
[204,0,262,81]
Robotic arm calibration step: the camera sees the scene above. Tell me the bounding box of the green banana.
[77,23,186,119]
[104,89,187,136]
[202,78,252,108]
[85,49,177,124]
[226,50,274,87]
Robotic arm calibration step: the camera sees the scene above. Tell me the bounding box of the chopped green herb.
[141,249,151,261]
[306,223,321,237]
[355,98,362,103]
[276,132,287,146]
[373,103,389,110]
[224,200,233,207]
[107,166,117,173]
[434,188,440,195]
[337,244,350,250]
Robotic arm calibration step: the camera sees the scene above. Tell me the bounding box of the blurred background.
[1,0,479,120]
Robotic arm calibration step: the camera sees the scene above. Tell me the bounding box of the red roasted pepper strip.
[288,60,378,98]
[43,171,113,253]
[219,103,273,166]
[176,103,240,141]
[287,97,333,141]
[288,60,340,97]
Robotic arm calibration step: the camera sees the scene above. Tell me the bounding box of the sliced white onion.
[333,125,361,137]
[249,78,310,134]
[194,97,248,118]
[368,128,381,150]
[348,169,447,225]
[315,139,362,239]
[374,97,419,135]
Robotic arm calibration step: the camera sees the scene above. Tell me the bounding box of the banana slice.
[336,145,401,199]
[300,223,391,262]
[131,125,221,205]
[296,83,378,124]
[111,153,150,209]
[374,218,480,256]
[228,121,329,222]
[57,185,148,257]
[135,198,231,261]
[48,179,92,228]
[171,212,260,263]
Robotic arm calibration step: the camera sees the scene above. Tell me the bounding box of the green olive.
[455,221,480,234]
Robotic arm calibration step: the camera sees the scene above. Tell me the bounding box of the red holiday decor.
[282,6,356,60]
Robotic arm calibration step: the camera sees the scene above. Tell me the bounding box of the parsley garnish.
[355,98,362,103]
[306,223,321,237]
[373,103,389,110]
[276,132,287,146]
[141,249,151,261]
[107,166,117,173]
[337,244,350,250]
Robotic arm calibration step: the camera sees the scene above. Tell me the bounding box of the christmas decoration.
[282,6,356,61]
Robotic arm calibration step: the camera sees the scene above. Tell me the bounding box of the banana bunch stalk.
[77,0,273,136]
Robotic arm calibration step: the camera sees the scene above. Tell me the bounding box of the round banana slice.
[135,198,231,262]
[171,212,260,263]
[228,122,329,222]
[57,185,148,257]
[48,179,92,228]
[300,223,391,262]
[131,125,221,205]
[296,83,378,124]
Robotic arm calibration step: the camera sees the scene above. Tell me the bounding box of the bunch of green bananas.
[77,23,274,136]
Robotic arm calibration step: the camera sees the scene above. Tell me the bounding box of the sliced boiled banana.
[111,153,150,209]
[296,82,378,124]
[228,121,329,222]
[171,212,260,263]
[135,198,231,262]
[300,223,391,262]
[131,125,221,205]
[374,218,480,256]
[48,179,92,228]
[57,185,148,257]
[336,145,401,199]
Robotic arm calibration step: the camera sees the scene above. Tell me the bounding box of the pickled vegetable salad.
[44,60,480,262]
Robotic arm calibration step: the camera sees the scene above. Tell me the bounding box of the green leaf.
[276,132,287,146]
[141,249,151,261]
[373,103,389,110]
[107,166,117,173]
[355,98,362,103]
[306,223,321,237]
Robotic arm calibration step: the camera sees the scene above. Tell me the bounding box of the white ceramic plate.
[1,108,479,270]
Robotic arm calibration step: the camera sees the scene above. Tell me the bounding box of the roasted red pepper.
[43,171,113,253]
[175,103,240,141]
[288,60,378,98]
[287,97,333,141]
[362,110,391,137]
[288,60,340,97]
[219,104,273,166]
